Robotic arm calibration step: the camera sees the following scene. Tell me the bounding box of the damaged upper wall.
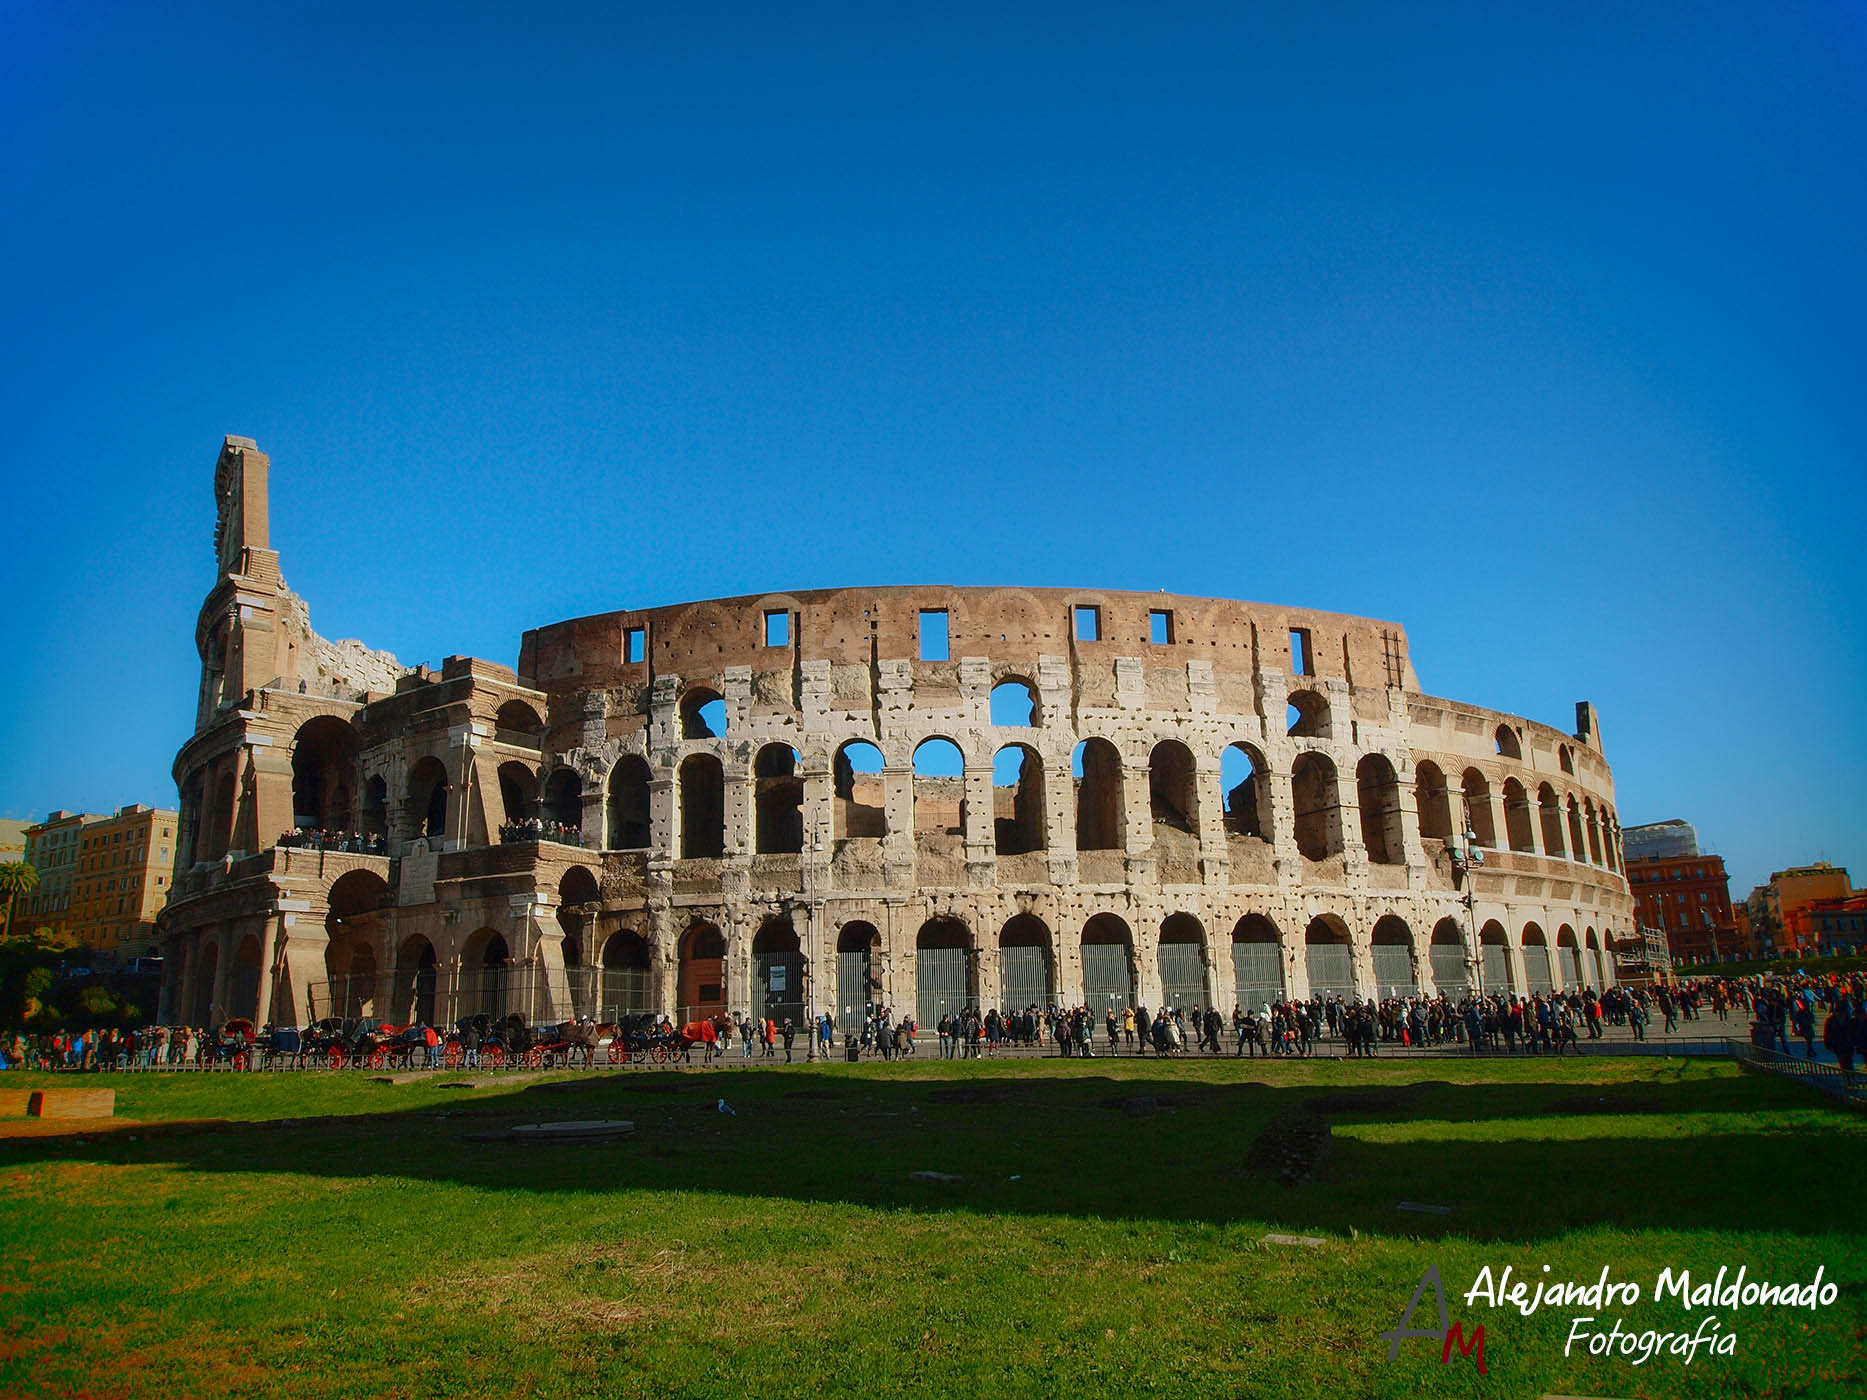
[274,585,407,700]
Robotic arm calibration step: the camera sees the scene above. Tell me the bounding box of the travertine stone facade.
[160,438,1634,1030]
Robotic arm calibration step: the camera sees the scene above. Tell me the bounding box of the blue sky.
[2,1,1862,895]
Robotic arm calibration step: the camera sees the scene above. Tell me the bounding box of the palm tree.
[0,861,39,937]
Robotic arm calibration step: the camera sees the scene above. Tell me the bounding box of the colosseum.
[158,436,1636,1033]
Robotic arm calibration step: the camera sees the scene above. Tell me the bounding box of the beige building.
[67,805,180,956]
[19,811,102,935]
[1747,862,1853,955]
[160,437,1634,1029]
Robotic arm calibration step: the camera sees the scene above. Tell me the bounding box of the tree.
[0,861,40,937]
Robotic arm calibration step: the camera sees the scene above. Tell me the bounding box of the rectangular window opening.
[1149,609,1174,645]
[624,627,646,664]
[1074,605,1102,642]
[763,611,790,647]
[1290,627,1313,676]
[919,610,949,661]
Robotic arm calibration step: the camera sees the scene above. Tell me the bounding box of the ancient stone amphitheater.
[160,438,1634,1032]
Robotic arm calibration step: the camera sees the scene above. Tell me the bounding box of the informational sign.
[770,965,787,992]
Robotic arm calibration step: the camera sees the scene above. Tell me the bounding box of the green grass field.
[2,1055,1861,1399]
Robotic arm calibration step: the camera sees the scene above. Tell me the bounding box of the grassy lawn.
[2,1056,1861,1399]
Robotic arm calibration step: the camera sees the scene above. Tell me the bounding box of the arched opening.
[290,716,356,832]
[605,755,651,849]
[1479,919,1512,993]
[1291,752,1341,861]
[1148,740,1198,834]
[989,678,1039,727]
[600,929,652,1019]
[206,770,237,860]
[1567,796,1586,862]
[498,762,539,828]
[1602,811,1620,872]
[680,688,727,740]
[1231,915,1283,1008]
[192,940,219,1025]
[406,757,450,841]
[998,913,1053,1011]
[678,754,725,859]
[1538,783,1566,857]
[1556,925,1581,989]
[1072,738,1125,851]
[1495,724,1522,760]
[677,921,726,1021]
[835,920,881,1034]
[1522,922,1552,993]
[1428,918,1468,997]
[1080,914,1134,1012]
[1584,927,1604,989]
[1413,761,1453,843]
[1221,743,1270,839]
[1356,754,1404,865]
[461,928,511,1017]
[1461,769,1496,849]
[495,699,544,735]
[754,744,804,854]
[543,768,583,834]
[1158,913,1207,1010]
[915,917,974,1027]
[392,934,437,1026]
[230,934,262,1022]
[1559,744,1575,774]
[1303,916,1354,999]
[1502,778,1535,853]
[1371,915,1416,996]
[912,739,966,872]
[992,744,1047,856]
[324,868,390,1019]
[751,917,805,1026]
[1287,689,1329,739]
[832,741,886,839]
[1584,800,1604,865]
[361,775,388,841]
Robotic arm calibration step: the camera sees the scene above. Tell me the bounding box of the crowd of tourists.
[497,817,586,846]
[0,1025,223,1071]
[278,828,386,854]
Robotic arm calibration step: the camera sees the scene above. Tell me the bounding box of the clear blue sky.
[2,2,1862,896]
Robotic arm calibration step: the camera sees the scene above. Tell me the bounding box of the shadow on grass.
[1,1063,1858,1245]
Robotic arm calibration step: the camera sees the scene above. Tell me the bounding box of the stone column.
[962,764,995,887]
[1194,758,1229,884]
[209,932,232,1024]
[723,761,750,858]
[881,765,914,886]
[1335,761,1368,875]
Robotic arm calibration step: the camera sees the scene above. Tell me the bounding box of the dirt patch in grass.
[1244,1109,1331,1184]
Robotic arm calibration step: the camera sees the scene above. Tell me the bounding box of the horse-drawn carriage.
[256,1024,301,1070]
[606,1013,684,1064]
[206,1018,257,1070]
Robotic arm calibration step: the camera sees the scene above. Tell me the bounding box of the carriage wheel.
[233,1050,250,1072]
[367,1048,387,1070]
[486,1046,505,1068]
[444,1045,462,1070]
[651,1043,671,1064]
[522,1046,542,1069]
[608,1040,625,1064]
[328,1047,347,1070]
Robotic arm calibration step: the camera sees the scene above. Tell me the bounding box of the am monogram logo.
[1379,1265,1488,1375]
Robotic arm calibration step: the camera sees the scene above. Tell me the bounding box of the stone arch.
[912,738,966,846]
[751,916,805,1025]
[1073,738,1125,852]
[997,912,1054,1011]
[1291,752,1342,860]
[460,927,512,1017]
[1080,913,1135,1012]
[1158,912,1208,1010]
[1556,924,1582,989]
[205,769,237,860]
[1537,782,1566,857]
[915,916,975,1027]
[392,933,438,1026]
[1221,742,1271,839]
[1495,724,1522,760]
[1461,769,1496,849]
[1502,777,1535,853]
[1567,795,1586,861]
[834,919,882,1032]
[1521,921,1552,993]
[192,939,219,1025]
[1303,915,1354,999]
[989,677,1040,727]
[681,687,727,740]
[543,767,583,831]
[1148,740,1199,834]
[290,715,356,831]
[324,867,390,1017]
[406,756,450,840]
[599,928,652,1019]
[606,755,651,849]
[1287,688,1329,739]
[1370,914,1416,996]
[495,699,544,734]
[992,743,1046,856]
[1356,754,1404,865]
[832,741,886,839]
[1478,919,1512,993]
[1584,799,1604,865]
[678,754,725,858]
[230,933,263,1023]
[754,744,804,854]
[1584,926,1605,988]
[677,920,726,1020]
[1428,917,1468,996]
[1413,761,1453,843]
[361,774,389,840]
[498,761,539,829]
[1231,914,1284,1008]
